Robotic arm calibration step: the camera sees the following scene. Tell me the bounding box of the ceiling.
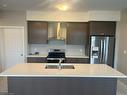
[0,0,127,11]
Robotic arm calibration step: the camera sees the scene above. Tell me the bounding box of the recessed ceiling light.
[56,4,69,11]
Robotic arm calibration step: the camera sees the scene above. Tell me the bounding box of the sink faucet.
[58,58,64,70]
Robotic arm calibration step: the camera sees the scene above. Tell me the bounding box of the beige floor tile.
[117,80,127,95]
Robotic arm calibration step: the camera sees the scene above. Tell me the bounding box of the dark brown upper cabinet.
[28,21,48,44]
[66,22,88,45]
[89,21,116,36]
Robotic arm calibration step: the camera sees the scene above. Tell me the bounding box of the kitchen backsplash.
[28,44,85,56]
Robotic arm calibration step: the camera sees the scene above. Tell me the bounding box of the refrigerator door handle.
[104,37,109,64]
[91,46,93,58]
[103,39,106,63]
[100,40,103,63]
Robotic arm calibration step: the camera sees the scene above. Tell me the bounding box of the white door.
[4,28,24,69]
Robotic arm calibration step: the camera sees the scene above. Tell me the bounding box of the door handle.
[100,40,103,63]
[91,46,93,58]
[103,39,106,63]
[20,54,23,56]
[101,40,105,64]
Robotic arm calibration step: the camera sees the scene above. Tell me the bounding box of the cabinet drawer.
[66,58,90,63]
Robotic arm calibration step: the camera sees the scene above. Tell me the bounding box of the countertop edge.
[0,75,127,78]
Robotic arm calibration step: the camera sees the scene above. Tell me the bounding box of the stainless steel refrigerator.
[90,36,115,67]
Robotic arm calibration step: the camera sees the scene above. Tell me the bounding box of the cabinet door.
[27,57,46,63]
[66,22,88,45]
[66,58,90,63]
[59,78,84,95]
[89,21,116,36]
[28,21,48,44]
[8,77,60,95]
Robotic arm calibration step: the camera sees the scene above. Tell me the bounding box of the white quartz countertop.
[0,63,127,78]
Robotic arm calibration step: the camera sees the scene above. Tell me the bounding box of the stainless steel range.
[46,49,65,63]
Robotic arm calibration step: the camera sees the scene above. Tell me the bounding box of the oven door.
[46,52,65,63]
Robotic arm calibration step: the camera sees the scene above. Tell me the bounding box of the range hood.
[56,22,62,40]
[48,22,66,44]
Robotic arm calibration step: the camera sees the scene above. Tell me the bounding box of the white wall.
[0,11,26,26]
[27,11,120,22]
[0,11,3,25]
[89,11,120,21]
[114,22,121,69]
[116,9,127,84]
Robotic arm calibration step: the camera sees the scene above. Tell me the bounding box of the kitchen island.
[0,63,127,95]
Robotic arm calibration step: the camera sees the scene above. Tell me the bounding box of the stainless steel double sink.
[45,64,75,69]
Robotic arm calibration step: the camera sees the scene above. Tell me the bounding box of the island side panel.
[8,77,117,95]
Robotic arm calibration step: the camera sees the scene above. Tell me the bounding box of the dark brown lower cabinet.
[8,77,117,95]
[66,58,90,63]
[27,57,46,63]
